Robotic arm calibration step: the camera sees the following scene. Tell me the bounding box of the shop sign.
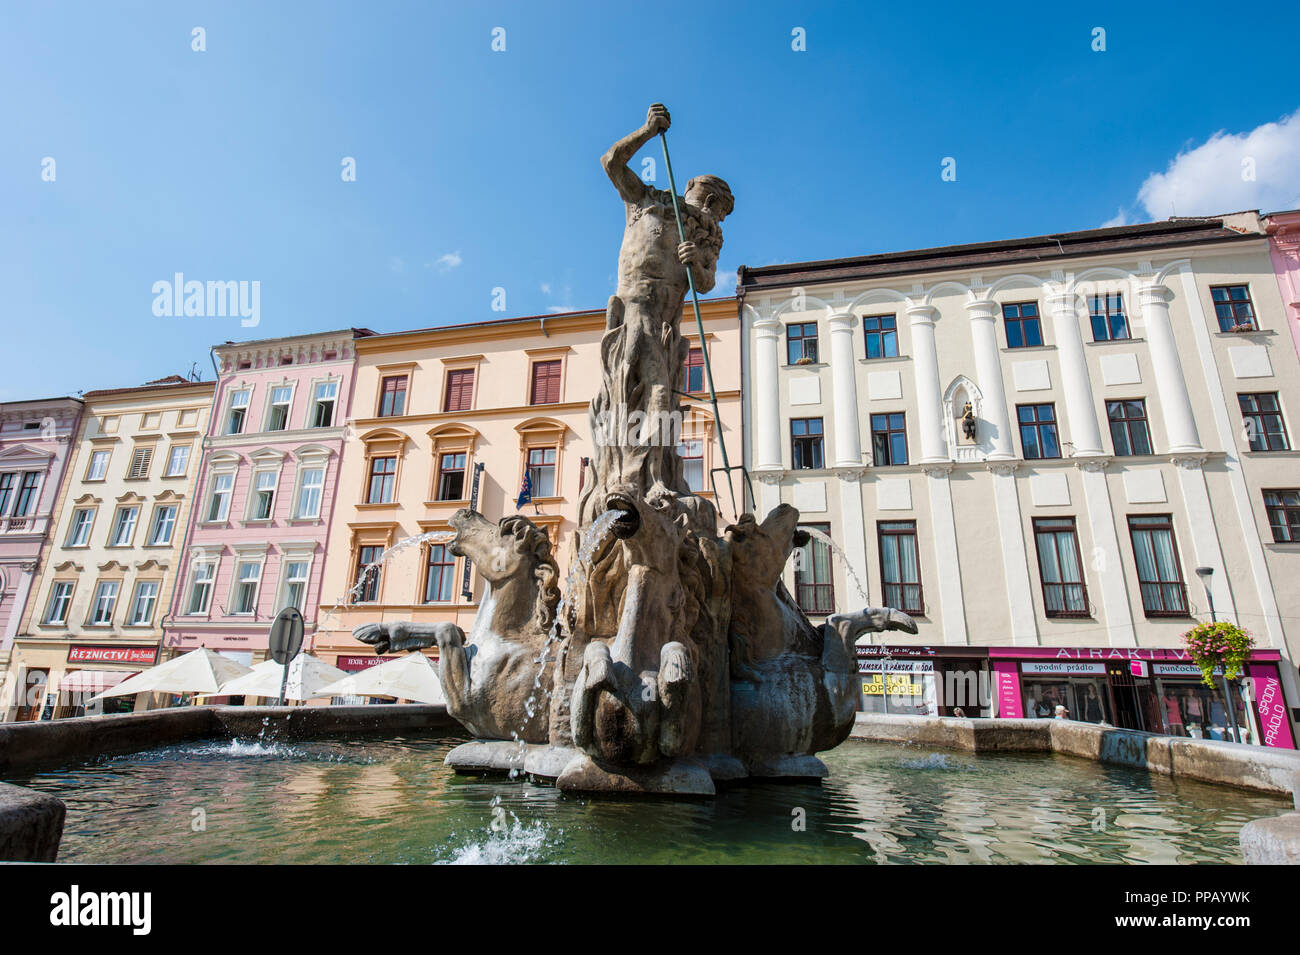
[993,661,1023,718]
[861,674,924,697]
[1130,660,1149,678]
[67,645,157,666]
[1247,663,1297,749]
[1021,661,1106,675]
[857,660,935,674]
[857,646,938,659]
[1153,663,1213,677]
[336,655,400,671]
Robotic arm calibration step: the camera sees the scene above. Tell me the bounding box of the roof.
[81,376,215,400]
[214,327,377,352]
[738,216,1264,293]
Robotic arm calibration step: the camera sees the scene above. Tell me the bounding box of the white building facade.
[738,215,1300,748]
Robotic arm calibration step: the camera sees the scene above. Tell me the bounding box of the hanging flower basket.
[1182,621,1253,687]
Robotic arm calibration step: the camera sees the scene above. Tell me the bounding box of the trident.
[658,126,752,521]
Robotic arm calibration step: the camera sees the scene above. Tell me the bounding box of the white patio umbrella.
[211,654,349,702]
[311,652,445,705]
[88,648,253,703]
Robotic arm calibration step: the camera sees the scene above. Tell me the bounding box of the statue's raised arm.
[600,103,669,204]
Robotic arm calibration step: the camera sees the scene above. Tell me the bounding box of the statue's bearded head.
[686,175,734,222]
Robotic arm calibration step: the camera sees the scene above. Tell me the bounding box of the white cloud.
[1100,208,1129,229]
[540,282,552,295]
[388,256,405,273]
[546,305,572,314]
[712,267,737,293]
[429,251,462,272]
[1133,108,1300,220]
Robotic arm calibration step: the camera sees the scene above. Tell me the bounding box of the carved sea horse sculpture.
[724,504,918,775]
[354,509,560,744]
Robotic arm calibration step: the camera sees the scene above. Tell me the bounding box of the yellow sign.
[861,676,923,697]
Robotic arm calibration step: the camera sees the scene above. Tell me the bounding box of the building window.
[206,473,234,522]
[870,412,908,466]
[677,438,704,491]
[266,386,292,431]
[1002,302,1043,348]
[85,450,110,481]
[684,348,705,393]
[1107,399,1153,456]
[424,544,456,603]
[281,560,310,612]
[164,444,191,477]
[862,314,899,359]
[232,561,262,614]
[251,471,278,520]
[1239,393,1290,451]
[9,472,40,516]
[187,562,216,614]
[1033,517,1089,616]
[444,369,475,412]
[310,381,338,428]
[879,520,923,614]
[529,360,562,405]
[1089,293,1130,341]
[45,582,74,625]
[790,417,824,469]
[353,546,383,603]
[437,453,467,501]
[526,447,557,497]
[1263,490,1300,543]
[66,507,95,547]
[1128,514,1188,616]
[366,456,397,504]
[127,446,153,480]
[110,505,139,546]
[378,376,408,417]
[295,467,324,519]
[128,581,159,626]
[89,580,119,625]
[1211,285,1256,332]
[149,504,178,545]
[786,322,818,364]
[0,474,12,515]
[226,389,251,435]
[794,523,833,615]
[1018,403,1061,459]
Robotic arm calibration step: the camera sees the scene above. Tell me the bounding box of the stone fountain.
[357,105,917,795]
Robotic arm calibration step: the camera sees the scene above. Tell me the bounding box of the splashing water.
[506,508,624,779]
[319,529,457,630]
[802,526,870,608]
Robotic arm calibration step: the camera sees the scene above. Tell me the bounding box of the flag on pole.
[516,470,533,510]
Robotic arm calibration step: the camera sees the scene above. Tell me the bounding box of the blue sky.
[3,1,1298,400]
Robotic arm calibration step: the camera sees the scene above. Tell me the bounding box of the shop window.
[1017,403,1060,459]
[1002,302,1042,349]
[378,376,408,417]
[1023,671,1111,723]
[1089,293,1130,341]
[529,361,562,405]
[879,520,923,614]
[1264,489,1300,543]
[859,662,938,717]
[863,314,898,359]
[444,369,475,412]
[1211,284,1256,332]
[1128,514,1188,616]
[870,412,908,466]
[1239,393,1290,451]
[786,322,818,364]
[1032,517,1088,616]
[790,417,824,469]
[794,523,833,615]
[424,544,456,603]
[1107,399,1153,456]
[437,453,467,501]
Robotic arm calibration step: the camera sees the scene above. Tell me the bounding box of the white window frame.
[88,579,120,626]
[230,559,265,616]
[66,507,96,547]
[85,449,110,482]
[225,388,252,436]
[264,382,296,432]
[164,443,192,477]
[294,466,325,519]
[127,580,160,627]
[185,557,219,615]
[148,503,178,546]
[277,554,314,614]
[109,505,140,547]
[309,379,340,429]
[45,581,75,625]
[206,471,235,523]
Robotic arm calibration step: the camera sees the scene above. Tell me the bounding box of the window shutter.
[530,360,561,404]
[128,446,153,479]
[445,369,474,412]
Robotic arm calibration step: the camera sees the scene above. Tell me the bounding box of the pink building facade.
[0,397,83,661]
[1264,210,1300,366]
[160,329,372,670]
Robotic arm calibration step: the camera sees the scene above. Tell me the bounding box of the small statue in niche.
[961,401,977,441]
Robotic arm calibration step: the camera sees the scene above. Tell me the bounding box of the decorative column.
[1046,291,1104,456]
[922,463,968,644]
[1075,458,1136,647]
[1137,283,1202,453]
[751,313,784,473]
[905,303,949,463]
[964,298,1016,460]
[986,462,1037,645]
[827,312,863,467]
[1171,454,1236,621]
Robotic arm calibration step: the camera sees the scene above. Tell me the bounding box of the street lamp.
[1194,566,1239,743]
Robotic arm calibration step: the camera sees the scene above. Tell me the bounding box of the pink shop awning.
[57,669,139,693]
